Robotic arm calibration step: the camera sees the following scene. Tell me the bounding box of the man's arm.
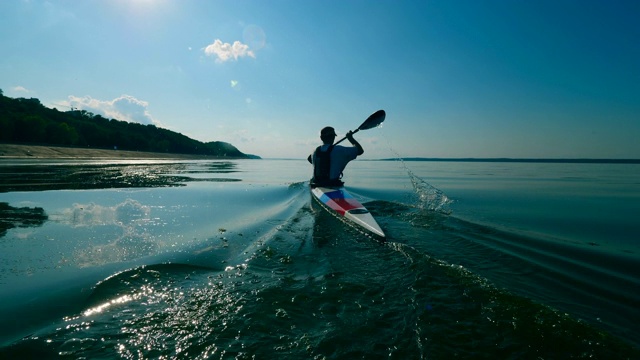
[346,131,364,156]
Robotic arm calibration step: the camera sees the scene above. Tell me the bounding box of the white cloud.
[204,39,255,63]
[66,94,159,125]
[11,86,30,93]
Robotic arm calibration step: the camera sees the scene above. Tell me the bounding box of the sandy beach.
[0,144,229,160]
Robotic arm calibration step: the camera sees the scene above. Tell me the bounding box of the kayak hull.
[310,186,385,238]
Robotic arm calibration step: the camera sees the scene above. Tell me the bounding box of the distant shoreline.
[0,143,238,160]
[380,157,640,164]
[2,144,637,163]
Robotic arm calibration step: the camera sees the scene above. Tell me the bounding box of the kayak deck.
[310,186,385,239]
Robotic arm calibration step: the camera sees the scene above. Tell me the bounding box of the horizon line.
[264,157,640,164]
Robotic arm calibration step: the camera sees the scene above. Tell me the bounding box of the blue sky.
[1,0,638,159]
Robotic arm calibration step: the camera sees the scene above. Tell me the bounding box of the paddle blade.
[333,109,386,146]
[358,110,386,131]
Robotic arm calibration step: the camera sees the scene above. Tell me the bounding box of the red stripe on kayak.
[325,198,363,216]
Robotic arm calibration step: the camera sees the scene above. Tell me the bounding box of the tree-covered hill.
[0,89,255,158]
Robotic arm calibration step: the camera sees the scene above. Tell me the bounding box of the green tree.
[47,122,79,145]
[0,118,14,141]
[25,115,47,142]
[0,92,251,158]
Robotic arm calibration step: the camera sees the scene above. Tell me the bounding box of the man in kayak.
[308,126,364,187]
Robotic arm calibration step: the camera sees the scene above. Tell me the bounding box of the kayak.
[310,186,385,239]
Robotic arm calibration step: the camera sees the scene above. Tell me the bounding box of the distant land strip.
[0,144,243,160]
[380,158,640,164]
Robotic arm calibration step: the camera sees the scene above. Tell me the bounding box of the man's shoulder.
[334,145,357,152]
[332,145,359,158]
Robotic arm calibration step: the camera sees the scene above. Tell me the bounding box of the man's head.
[320,126,336,144]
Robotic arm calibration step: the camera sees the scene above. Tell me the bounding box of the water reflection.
[0,202,48,237]
[0,161,241,193]
[53,199,156,267]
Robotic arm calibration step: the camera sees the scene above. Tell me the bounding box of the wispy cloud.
[234,129,256,143]
[203,39,255,63]
[42,1,76,28]
[11,86,30,93]
[66,94,159,125]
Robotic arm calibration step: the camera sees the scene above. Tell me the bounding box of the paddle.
[334,109,386,146]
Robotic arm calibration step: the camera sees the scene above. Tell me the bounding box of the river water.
[0,158,638,358]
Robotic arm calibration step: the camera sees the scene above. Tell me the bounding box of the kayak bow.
[311,186,385,239]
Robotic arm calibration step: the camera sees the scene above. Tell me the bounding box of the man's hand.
[346,130,355,141]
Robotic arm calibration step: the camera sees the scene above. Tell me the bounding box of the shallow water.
[0,159,638,358]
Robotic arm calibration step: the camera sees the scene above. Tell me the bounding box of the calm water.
[0,159,638,359]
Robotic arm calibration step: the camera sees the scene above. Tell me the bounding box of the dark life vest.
[311,145,343,187]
